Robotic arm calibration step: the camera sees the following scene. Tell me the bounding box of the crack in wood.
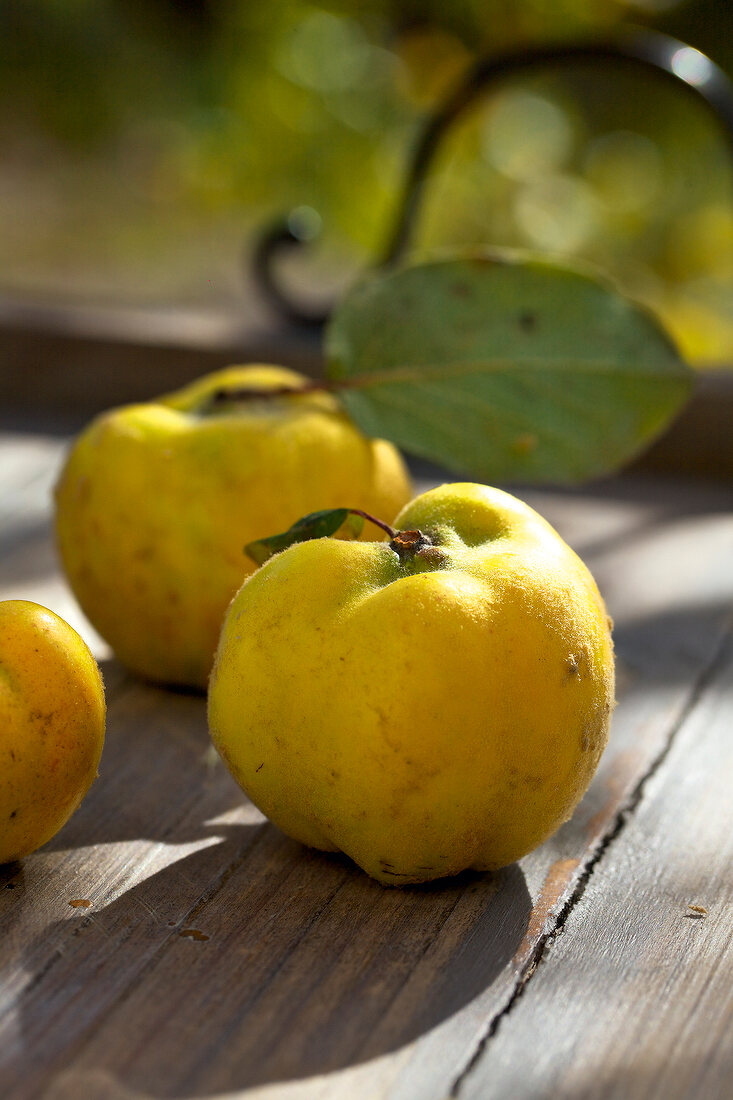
[450,610,733,1099]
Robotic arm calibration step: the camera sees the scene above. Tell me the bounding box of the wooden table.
[1,428,732,1100]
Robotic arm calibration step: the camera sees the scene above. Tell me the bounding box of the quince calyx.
[206,378,329,411]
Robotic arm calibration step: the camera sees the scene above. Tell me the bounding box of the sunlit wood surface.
[1,428,731,1100]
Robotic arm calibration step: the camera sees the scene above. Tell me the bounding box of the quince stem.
[347,511,435,564]
[347,509,397,541]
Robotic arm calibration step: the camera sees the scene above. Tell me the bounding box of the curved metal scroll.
[250,27,733,328]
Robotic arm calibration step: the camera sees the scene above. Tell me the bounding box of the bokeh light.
[1,0,732,361]
[483,91,575,182]
[583,131,663,215]
[515,174,601,252]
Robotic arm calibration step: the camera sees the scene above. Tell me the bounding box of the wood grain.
[458,624,733,1100]
[1,434,732,1099]
[371,478,733,1099]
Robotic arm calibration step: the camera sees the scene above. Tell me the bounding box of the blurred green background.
[2,0,733,362]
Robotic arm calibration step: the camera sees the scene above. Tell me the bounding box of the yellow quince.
[208,482,615,885]
[0,600,105,864]
[54,366,412,688]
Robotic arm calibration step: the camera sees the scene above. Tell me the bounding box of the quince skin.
[54,366,412,688]
[0,600,105,864]
[208,483,615,884]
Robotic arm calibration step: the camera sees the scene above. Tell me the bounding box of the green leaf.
[245,508,365,566]
[325,252,693,484]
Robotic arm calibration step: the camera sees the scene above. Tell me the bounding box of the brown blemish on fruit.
[513,858,580,970]
[566,654,580,677]
[519,310,537,332]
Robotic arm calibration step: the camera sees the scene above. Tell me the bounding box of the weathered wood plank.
[0,297,322,419]
[0,433,64,492]
[0,433,64,539]
[0,447,263,1096]
[31,839,531,1098]
[1,433,732,1100]
[0,670,265,1099]
[457,623,733,1100]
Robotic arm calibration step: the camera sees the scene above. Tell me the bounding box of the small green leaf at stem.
[245,509,365,566]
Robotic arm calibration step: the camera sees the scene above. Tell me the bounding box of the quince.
[208,483,615,885]
[0,601,105,864]
[54,366,412,688]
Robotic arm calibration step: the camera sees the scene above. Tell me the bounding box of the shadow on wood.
[4,826,531,1097]
[0,653,533,1098]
